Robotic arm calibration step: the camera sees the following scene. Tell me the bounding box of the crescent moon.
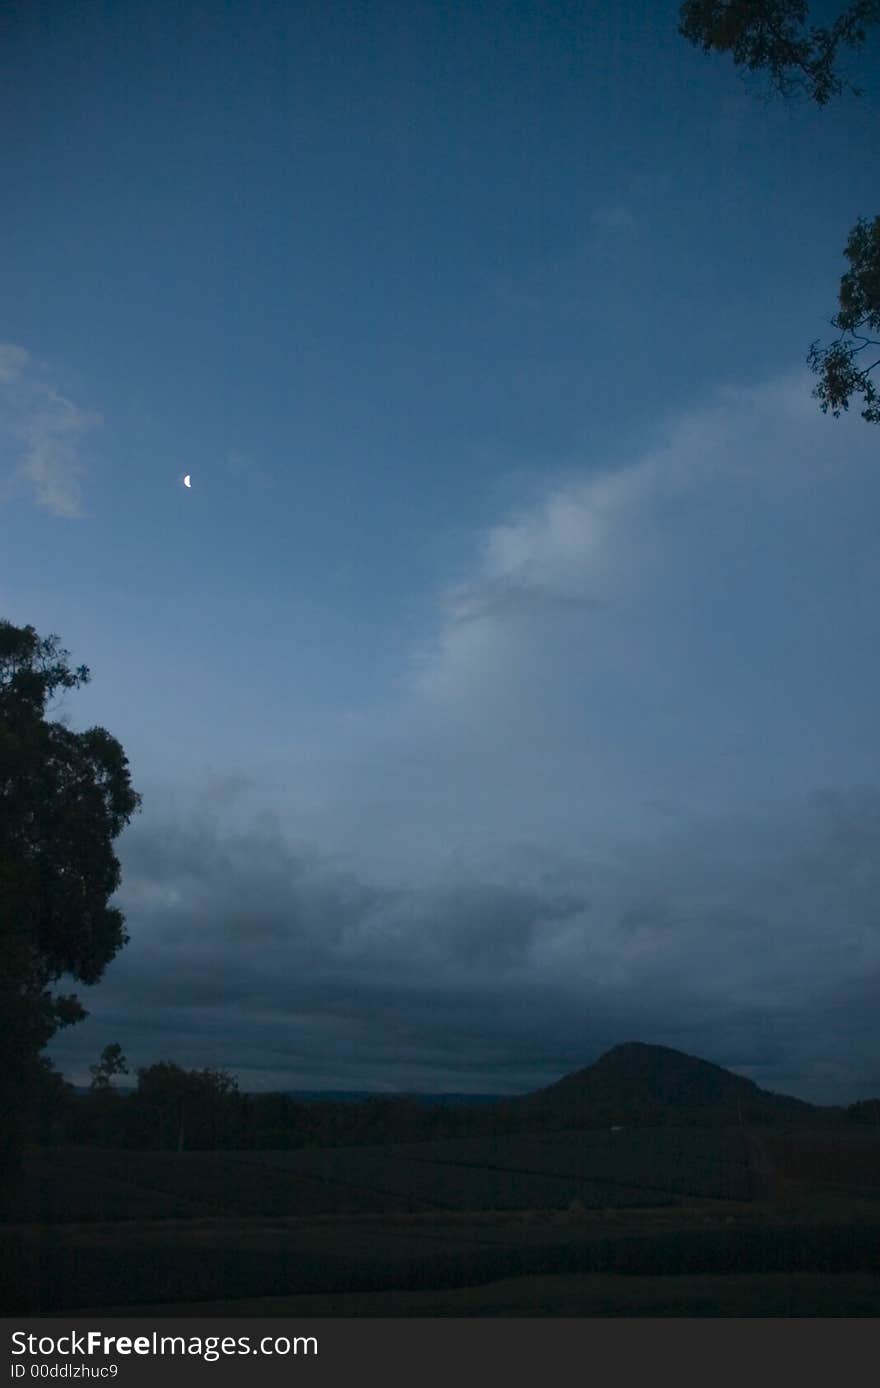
[183,474,191,488]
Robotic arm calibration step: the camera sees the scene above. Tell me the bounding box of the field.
[3,1126,879,1316]
[230,1127,752,1207]
[89,1272,880,1318]
[764,1132,880,1188]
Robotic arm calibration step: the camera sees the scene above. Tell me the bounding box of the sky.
[2,0,879,1103]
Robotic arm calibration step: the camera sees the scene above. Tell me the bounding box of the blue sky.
[3,0,879,1101]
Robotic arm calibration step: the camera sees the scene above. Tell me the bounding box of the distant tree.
[244,1091,307,1149]
[135,1063,239,1150]
[90,1042,129,1091]
[679,1,880,423]
[0,620,140,1204]
[845,1095,880,1126]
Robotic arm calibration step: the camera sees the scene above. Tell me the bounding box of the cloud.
[398,371,876,757]
[208,362,880,921]
[48,782,880,1102]
[47,369,880,1103]
[0,342,101,517]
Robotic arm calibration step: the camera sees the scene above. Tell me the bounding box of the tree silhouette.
[808,215,880,422]
[135,1063,239,1150]
[679,1,880,422]
[679,1,879,104]
[90,1042,129,1091]
[0,620,140,1204]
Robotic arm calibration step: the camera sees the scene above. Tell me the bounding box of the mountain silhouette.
[513,1042,816,1122]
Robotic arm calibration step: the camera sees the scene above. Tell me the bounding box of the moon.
[183,474,191,488]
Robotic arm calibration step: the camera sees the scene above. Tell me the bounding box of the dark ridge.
[513,1042,817,1122]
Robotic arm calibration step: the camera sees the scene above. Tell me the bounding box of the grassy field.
[765,1132,880,1187]
[85,1271,880,1317]
[231,1127,751,1205]
[13,1127,751,1224]
[3,1127,878,1315]
[12,1146,431,1222]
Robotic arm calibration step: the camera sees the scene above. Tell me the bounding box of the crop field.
[6,1198,880,1314]
[14,1147,430,1223]
[96,1271,880,1318]
[5,1128,880,1314]
[228,1127,752,1208]
[12,1129,752,1226]
[765,1133,880,1189]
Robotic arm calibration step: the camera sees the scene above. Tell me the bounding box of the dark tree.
[90,1041,129,1091]
[135,1063,239,1150]
[808,215,880,421]
[679,1,880,422]
[0,620,140,1201]
[679,0,879,104]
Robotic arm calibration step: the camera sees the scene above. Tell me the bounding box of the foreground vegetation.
[88,1271,880,1319]
[3,1124,879,1316]
[8,1041,879,1316]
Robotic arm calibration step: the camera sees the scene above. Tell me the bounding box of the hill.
[511,1042,818,1127]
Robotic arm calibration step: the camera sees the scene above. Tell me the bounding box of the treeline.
[25,1056,880,1152]
[29,1060,511,1151]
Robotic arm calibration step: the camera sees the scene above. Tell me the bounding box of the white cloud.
[408,370,869,708]
[0,342,101,517]
[260,369,880,886]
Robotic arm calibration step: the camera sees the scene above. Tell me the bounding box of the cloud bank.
[51,371,880,1103]
[49,778,879,1102]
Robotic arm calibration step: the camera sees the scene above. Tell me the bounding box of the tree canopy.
[0,619,141,1066]
[136,1063,239,1150]
[679,1,880,422]
[679,0,880,104]
[808,215,880,423]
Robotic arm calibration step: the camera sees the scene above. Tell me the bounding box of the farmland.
[3,1124,880,1315]
[764,1132,880,1189]
[227,1126,752,1208]
[11,1127,751,1224]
